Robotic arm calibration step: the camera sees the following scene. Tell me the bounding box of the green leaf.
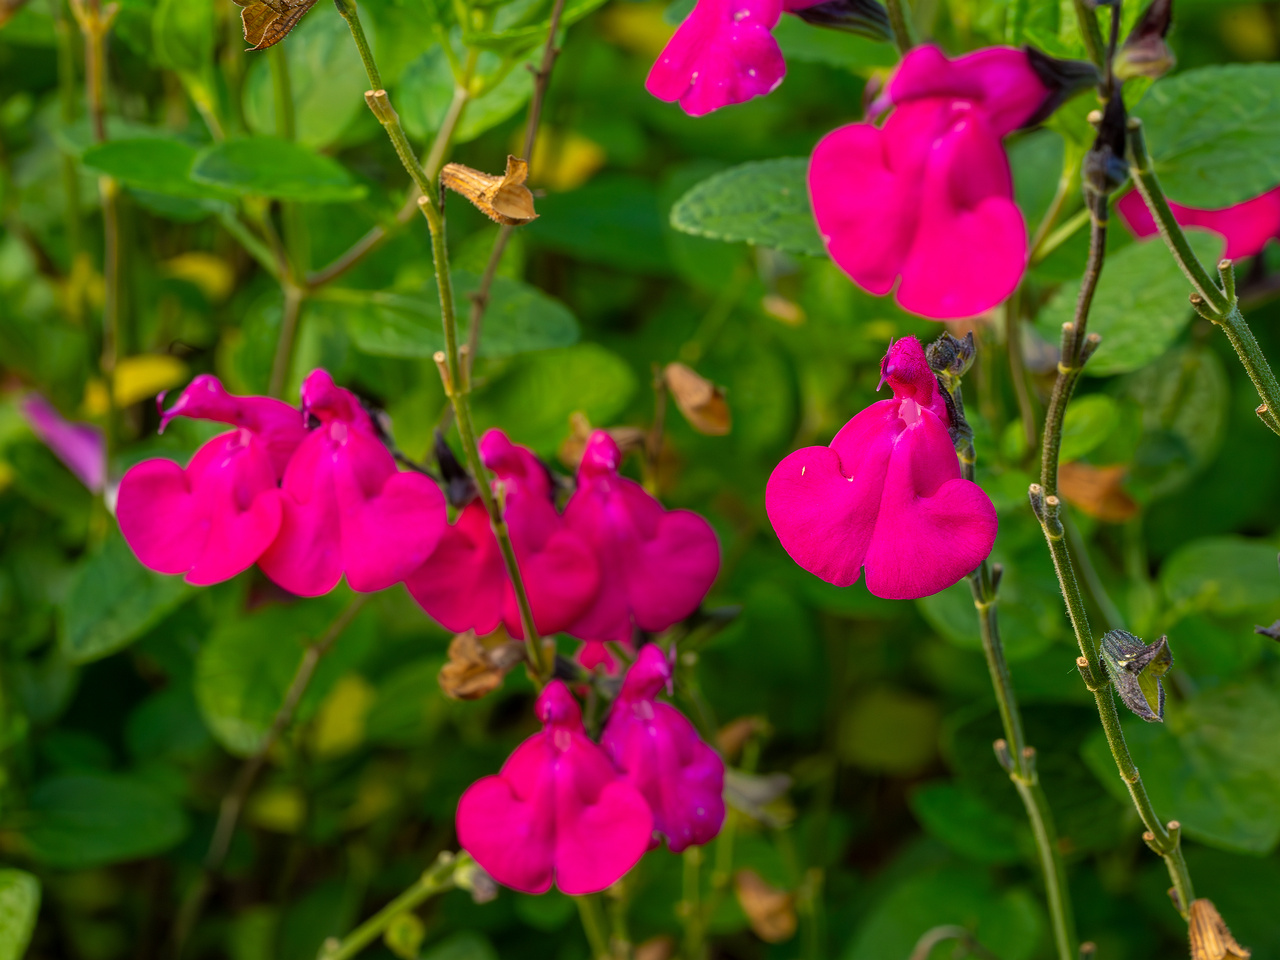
[195,598,373,756]
[529,176,671,273]
[670,158,825,258]
[839,686,939,775]
[329,271,578,360]
[471,342,638,455]
[0,870,40,960]
[152,0,214,76]
[772,17,897,68]
[1119,343,1229,500]
[463,0,609,53]
[20,773,188,869]
[81,138,232,201]
[1084,680,1280,854]
[842,864,1043,960]
[1137,64,1280,207]
[1160,536,1280,614]
[909,783,1023,864]
[242,12,367,150]
[421,932,499,960]
[190,138,366,203]
[1059,393,1119,462]
[1036,231,1221,376]
[59,531,192,665]
[399,48,534,145]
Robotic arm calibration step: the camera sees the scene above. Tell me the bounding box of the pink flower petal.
[20,394,104,492]
[116,431,283,585]
[883,44,1050,136]
[456,682,653,895]
[602,646,726,852]
[896,105,1026,319]
[1117,187,1280,260]
[766,337,997,599]
[564,433,719,643]
[160,374,306,479]
[863,403,997,598]
[647,0,785,116]
[765,401,897,587]
[404,502,505,635]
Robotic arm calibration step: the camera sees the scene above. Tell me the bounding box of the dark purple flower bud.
[1100,629,1173,722]
[1115,0,1175,81]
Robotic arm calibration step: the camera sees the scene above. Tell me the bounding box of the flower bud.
[1100,629,1172,722]
[1115,0,1176,81]
[1188,899,1251,960]
[789,0,892,41]
[1083,92,1130,214]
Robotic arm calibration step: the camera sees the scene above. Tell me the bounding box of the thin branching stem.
[171,597,368,958]
[1033,199,1196,919]
[464,0,569,375]
[335,0,550,682]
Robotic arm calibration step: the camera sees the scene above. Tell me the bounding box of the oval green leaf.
[190,137,366,202]
[0,870,40,960]
[670,158,825,258]
[81,138,233,201]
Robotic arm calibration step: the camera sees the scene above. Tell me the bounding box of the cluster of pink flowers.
[1117,186,1280,260]
[457,645,725,894]
[117,371,447,592]
[766,337,997,598]
[117,374,722,661]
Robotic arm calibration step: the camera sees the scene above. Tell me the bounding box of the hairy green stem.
[333,0,549,681]
[577,894,612,960]
[1127,119,1280,435]
[1070,0,1106,70]
[885,0,916,53]
[318,853,469,960]
[1033,201,1196,919]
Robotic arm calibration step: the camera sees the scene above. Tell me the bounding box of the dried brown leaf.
[716,715,767,760]
[634,936,675,960]
[1189,899,1251,960]
[440,156,538,226]
[0,0,31,27]
[438,630,525,701]
[733,869,796,944]
[232,0,318,51]
[1058,462,1138,523]
[665,363,731,436]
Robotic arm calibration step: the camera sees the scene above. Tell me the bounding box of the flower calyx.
[1100,628,1173,722]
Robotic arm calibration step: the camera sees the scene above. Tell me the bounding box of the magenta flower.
[1116,186,1280,260]
[20,394,105,492]
[646,0,786,117]
[257,370,446,596]
[455,681,653,895]
[564,431,720,644]
[116,376,302,585]
[648,0,890,116]
[810,45,1052,319]
[601,645,725,852]
[765,337,997,599]
[158,373,308,478]
[406,430,600,637]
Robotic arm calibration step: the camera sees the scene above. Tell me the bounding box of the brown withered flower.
[664,362,731,436]
[733,869,796,944]
[440,156,538,226]
[232,0,318,51]
[1189,899,1251,960]
[438,630,526,701]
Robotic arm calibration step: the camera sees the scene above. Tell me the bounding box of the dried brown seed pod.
[440,156,538,226]
[664,362,731,436]
[1189,899,1251,960]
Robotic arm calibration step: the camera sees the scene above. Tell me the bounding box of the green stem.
[269,283,306,399]
[682,846,705,960]
[1127,119,1280,435]
[885,0,916,53]
[576,895,612,960]
[1032,197,1196,920]
[51,0,83,259]
[319,853,469,960]
[1005,287,1037,453]
[172,597,368,957]
[1070,0,1106,70]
